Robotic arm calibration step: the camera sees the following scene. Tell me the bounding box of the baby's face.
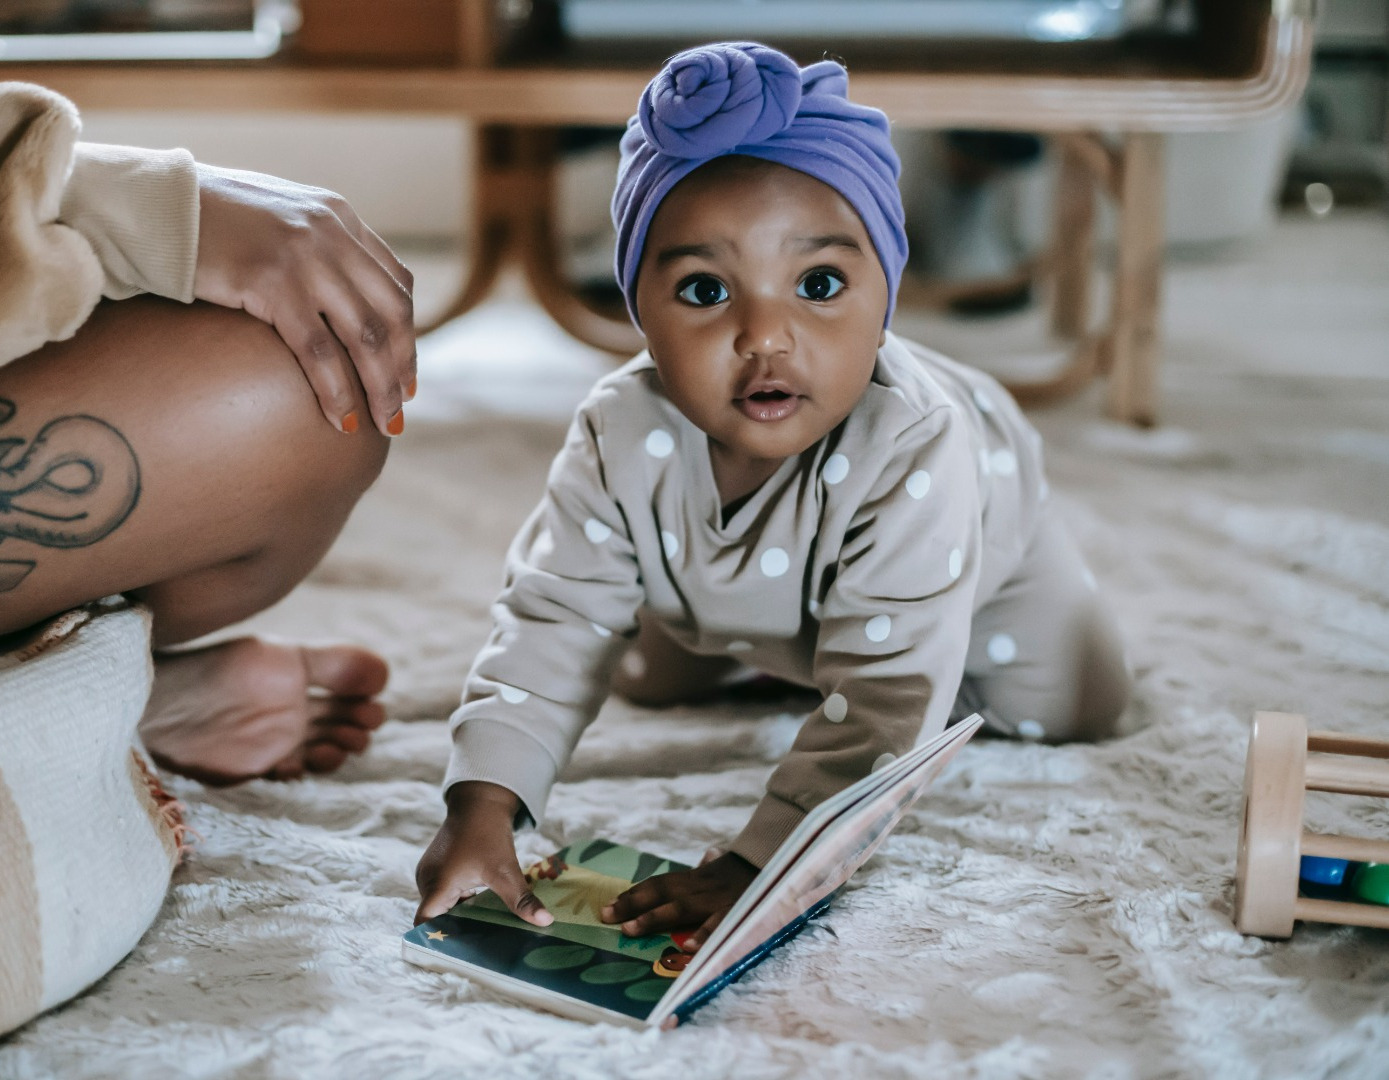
[635,157,888,482]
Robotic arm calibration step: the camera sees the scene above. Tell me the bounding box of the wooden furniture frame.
[1235,711,1389,939]
[3,2,1313,424]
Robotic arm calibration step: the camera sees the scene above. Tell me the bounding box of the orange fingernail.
[341,411,359,434]
[387,410,405,437]
[406,377,418,401]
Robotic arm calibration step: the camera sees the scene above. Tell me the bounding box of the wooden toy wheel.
[1234,712,1308,938]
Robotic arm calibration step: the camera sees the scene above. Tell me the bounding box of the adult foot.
[138,637,389,785]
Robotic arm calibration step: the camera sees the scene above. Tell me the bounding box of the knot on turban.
[613,41,907,330]
[637,42,802,158]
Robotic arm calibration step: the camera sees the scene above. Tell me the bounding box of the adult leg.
[960,510,1131,743]
[0,297,392,781]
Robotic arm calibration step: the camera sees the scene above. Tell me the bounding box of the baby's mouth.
[736,387,802,423]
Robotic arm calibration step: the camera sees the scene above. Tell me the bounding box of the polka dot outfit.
[446,333,1103,869]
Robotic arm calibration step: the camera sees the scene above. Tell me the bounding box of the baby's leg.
[960,511,1130,742]
[611,613,743,707]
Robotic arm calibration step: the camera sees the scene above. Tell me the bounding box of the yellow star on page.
[425,930,447,941]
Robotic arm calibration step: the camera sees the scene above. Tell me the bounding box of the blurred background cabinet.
[0,0,1320,425]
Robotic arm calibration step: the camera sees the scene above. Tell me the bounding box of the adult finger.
[337,229,417,385]
[317,271,411,436]
[490,861,553,927]
[352,217,416,300]
[277,306,363,433]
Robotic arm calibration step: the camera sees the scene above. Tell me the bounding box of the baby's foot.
[139,637,388,786]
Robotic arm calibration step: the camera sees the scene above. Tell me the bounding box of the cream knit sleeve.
[0,82,198,368]
[60,142,200,304]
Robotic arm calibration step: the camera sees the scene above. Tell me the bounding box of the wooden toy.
[1235,711,1389,938]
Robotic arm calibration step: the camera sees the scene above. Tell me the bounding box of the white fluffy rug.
[3,215,1387,1078]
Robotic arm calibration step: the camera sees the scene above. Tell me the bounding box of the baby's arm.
[416,399,643,922]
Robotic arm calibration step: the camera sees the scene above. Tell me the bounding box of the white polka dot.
[990,449,1018,477]
[865,614,892,643]
[584,518,612,543]
[823,693,848,723]
[906,470,932,499]
[987,633,1018,665]
[949,548,964,580]
[979,449,992,476]
[499,684,529,704]
[1017,719,1046,740]
[622,652,647,679]
[1081,565,1097,591]
[591,622,612,638]
[760,547,790,578]
[1038,477,1051,502]
[727,640,753,653]
[822,453,850,486]
[973,388,995,413]
[872,752,897,773]
[645,429,675,458]
[662,530,679,558]
[807,598,821,617]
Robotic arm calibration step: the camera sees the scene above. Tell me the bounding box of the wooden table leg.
[1104,132,1165,427]
[1050,135,1097,341]
[421,124,644,356]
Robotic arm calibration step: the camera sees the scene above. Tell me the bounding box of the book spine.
[670,895,836,1026]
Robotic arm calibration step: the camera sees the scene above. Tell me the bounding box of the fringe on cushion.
[129,749,197,863]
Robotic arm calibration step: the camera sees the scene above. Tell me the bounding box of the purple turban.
[612,41,907,329]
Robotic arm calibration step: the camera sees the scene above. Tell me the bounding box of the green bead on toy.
[1351,863,1389,906]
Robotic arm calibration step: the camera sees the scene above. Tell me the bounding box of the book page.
[654,715,983,1021]
[404,840,696,1023]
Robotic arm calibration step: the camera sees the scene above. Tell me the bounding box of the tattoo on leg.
[0,397,141,593]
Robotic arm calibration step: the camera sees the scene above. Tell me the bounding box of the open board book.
[402,713,983,1028]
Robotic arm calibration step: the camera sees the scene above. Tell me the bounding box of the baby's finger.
[278,307,363,433]
[414,871,480,925]
[618,898,700,938]
[602,875,676,923]
[492,862,553,927]
[686,909,729,952]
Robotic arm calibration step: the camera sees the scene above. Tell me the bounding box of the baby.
[416,42,1130,943]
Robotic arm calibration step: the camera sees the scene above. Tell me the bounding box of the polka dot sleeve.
[443,400,643,824]
[730,409,983,866]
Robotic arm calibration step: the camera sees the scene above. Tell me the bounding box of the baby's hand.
[413,781,553,928]
[599,851,758,951]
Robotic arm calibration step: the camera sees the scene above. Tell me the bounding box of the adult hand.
[413,781,553,927]
[600,851,758,950]
[193,164,416,437]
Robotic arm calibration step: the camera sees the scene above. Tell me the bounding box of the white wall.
[81,111,471,240]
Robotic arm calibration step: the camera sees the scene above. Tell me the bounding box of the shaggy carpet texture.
[1,216,1386,1078]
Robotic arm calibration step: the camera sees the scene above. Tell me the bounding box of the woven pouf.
[0,601,182,1034]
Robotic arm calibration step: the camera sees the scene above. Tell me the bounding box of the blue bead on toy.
[1299,856,1350,886]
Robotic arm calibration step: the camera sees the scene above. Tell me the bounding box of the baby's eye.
[797,270,846,302]
[676,275,729,307]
